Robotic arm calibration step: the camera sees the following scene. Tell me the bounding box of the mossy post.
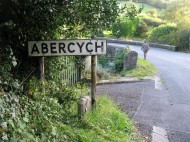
[91,35,97,110]
[91,55,97,110]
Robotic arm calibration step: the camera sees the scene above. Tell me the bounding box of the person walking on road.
[141,41,150,60]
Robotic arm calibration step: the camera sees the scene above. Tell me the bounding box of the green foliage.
[148,23,177,45]
[0,87,142,141]
[163,0,190,23]
[44,56,68,80]
[146,9,158,18]
[121,58,157,79]
[28,77,78,109]
[141,15,165,27]
[112,18,139,38]
[83,96,142,142]
[173,29,190,51]
[135,20,148,37]
[0,47,21,93]
[0,0,120,84]
[114,46,131,73]
[134,0,168,9]
[162,0,190,50]
[0,77,79,141]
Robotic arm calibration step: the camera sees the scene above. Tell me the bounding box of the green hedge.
[148,23,177,45]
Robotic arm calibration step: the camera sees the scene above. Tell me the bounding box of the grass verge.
[1,90,143,141]
[80,96,143,142]
[121,58,157,79]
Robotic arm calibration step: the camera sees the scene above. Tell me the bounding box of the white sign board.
[28,39,107,56]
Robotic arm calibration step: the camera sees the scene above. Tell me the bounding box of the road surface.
[104,43,190,142]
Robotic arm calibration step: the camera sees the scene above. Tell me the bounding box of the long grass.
[78,96,143,142]
[121,58,157,79]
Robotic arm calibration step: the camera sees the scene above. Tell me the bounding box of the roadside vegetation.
[0,1,145,141]
[0,84,142,141]
[121,58,157,79]
[104,0,190,51]
[97,46,157,81]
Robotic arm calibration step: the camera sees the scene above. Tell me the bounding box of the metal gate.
[59,56,81,86]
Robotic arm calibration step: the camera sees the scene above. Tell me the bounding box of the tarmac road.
[97,43,190,142]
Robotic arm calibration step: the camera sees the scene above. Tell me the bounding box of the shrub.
[114,46,130,73]
[0,77,81,141]
[147,9,157,18]
[148,23,177,45]
[174,29,190,51]
[135,20,148,37]
[141,15,165,27]
[28,77,78,109]
[112,18,139,38]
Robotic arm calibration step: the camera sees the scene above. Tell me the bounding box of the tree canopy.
[164,0,190,26]
[0,0,119,81]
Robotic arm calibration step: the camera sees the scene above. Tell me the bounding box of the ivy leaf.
[18,120,26,130]
[51,127,57,136]
[23,117,29,123]
[1,122,7,129]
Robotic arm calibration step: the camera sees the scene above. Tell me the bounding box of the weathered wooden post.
[39,57,45,92]
[91,55,97,109]
[39,57,45,80]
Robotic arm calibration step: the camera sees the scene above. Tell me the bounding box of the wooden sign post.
[39,57,45,80]
[91,55,97,109]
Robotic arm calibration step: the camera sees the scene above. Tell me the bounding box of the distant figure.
[141,41,150,60]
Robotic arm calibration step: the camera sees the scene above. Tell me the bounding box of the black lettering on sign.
[31,43,40,54]
[86,42,93,52]
[68,42,75,53]
[50,43,57,53]
[77,42,85,53]
[42,43,48,53]
[95,42,103,52]
[59,43,66,53]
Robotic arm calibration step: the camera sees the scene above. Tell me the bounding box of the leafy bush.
[0,85,142,141]
[174,29,190,51]
[148,23,177,45]
[135,20,148,37]
[146,9,158,18]
[0,0,120,83]
[112,18,139,38]
[28,77,78,109]
[0,78,79,141]
[114,46,131,73]
[141,15,165,27]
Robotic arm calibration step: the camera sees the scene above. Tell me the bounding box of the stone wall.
[106,39,177,51]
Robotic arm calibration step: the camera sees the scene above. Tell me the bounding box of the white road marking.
[152,126,169,142]
[154,75,163,90]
